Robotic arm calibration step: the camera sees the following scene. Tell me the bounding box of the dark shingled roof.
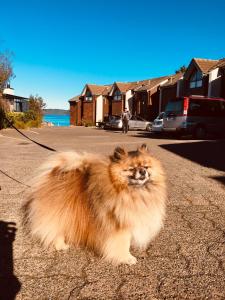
[134,76,171,92]
[86,84,111,95]
[68,95,80,102]
[192,58,219,74]
[110,76,171,94]
[160,72,184,87]
[209,58,225,71]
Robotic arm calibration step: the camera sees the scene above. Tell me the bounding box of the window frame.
[189,71,203,89]
[85,90,93,102]
[113,89,122,101]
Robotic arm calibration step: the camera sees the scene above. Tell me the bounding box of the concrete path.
[0,127,225,299]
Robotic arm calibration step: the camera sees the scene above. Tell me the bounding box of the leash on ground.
[4,116,57,152]
[0,116,57,189]
[0,169,31,188]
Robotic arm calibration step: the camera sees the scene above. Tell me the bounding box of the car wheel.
[194,126,207,139]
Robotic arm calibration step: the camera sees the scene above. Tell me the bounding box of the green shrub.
[5,111,42,129]
[81,118,95,127]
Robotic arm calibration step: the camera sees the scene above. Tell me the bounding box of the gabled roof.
[134,75,171,92]
[109,76,171,95]
[160,72,184,87]
[82,84,111,96]
[114,82,133,93]
[193,58,219,74]
[184,58,219,79]
[108,81,136,95]
[102,85,112,96]
[68,95,80,102]
[209,58,225,71]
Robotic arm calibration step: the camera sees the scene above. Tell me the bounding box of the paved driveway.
[0,127,225,299]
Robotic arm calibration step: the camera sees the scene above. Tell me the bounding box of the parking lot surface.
[0,126,225,299]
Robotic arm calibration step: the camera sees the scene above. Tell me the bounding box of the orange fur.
[23,145,167,265]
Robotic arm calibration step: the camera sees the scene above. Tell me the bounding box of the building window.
[190,71,203,88]
[14,101,22,112]
[113,89,122,101]
[85,90,93,101]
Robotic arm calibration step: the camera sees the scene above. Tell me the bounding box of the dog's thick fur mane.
[23,146,166,265]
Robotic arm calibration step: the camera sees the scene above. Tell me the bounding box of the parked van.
[163,96,225,138]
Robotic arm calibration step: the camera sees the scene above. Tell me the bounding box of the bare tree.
[0,51,14,91]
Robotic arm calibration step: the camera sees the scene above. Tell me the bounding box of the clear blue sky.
[1,0,225,109]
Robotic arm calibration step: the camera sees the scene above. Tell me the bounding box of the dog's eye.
[144,166,149,169]
[123,168,134,172]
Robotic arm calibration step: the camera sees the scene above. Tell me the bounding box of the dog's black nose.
[139,168,146,176]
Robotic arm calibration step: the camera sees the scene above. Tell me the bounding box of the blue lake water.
[43,115,70,127]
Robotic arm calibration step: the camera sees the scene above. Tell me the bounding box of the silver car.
[152,112,164,132]
[104,115,123,129]
[104,115,151,131]
[129,116,152,131]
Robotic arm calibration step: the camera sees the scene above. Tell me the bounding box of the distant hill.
[43,109,70,115]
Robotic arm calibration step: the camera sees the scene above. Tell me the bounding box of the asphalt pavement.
[0,126,225,299]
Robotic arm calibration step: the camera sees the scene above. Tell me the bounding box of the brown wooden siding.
[70,101,82,126]
[70,102,76,125]
[111,100,122,115]
[133,90,160,121]
[82,99,96,124]
[161,85,177,111]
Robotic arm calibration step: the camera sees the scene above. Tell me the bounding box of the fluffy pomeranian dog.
[23,144,166,265]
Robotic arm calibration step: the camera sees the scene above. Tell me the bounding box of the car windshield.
[165,98,183,116]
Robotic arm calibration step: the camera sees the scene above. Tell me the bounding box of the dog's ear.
[111,147,127,161]
[138,144,148,153]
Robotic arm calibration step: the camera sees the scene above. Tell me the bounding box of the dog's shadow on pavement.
[160,140,225,187]
[0,221,21,300]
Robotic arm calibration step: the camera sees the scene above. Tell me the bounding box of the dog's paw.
[123,254,137,265]
[116,254,137,265]
[54,237,69,251]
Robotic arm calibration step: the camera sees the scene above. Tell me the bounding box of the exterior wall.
[111,89,124,115]
[82,98,96,124]
[70,101,81,125]
[125,90,133,111]
[176,79,183,97]
[133,89,162,121]
[111,100,122,115]
[208,68,224,98]
[81,87,96,124]
[149,89,161,120]
[103,96,109,117]
[133,91,147,118]
[133,91,154,121]
[181,75,209,97]
[222,70,225,99]
[2,95,28,112]
[160,85,177,111]
[96,95,103,123]
[70,102,76,125]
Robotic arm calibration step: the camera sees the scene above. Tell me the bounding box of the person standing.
[121,108,131,134]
